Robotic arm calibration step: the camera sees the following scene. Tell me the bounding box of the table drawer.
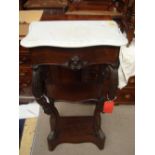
[31,46,119,67]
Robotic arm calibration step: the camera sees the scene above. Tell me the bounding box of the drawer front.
[31,46,119,67]
[116,88,135,104]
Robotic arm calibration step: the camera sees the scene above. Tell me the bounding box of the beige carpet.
[31,103,135,155]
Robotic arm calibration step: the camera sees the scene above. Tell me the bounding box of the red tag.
[103,100,114,113]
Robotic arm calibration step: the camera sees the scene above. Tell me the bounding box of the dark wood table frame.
[30,46,119,150]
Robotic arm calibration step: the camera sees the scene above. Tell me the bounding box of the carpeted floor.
[31,103,135,155]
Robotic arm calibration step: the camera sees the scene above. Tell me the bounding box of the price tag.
[103,100,115,113]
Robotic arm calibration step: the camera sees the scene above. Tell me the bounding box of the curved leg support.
[107,62,119,100]
[32,65,60,150]
[93,102,105,149]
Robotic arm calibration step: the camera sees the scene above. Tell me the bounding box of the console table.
[21,20,127,150]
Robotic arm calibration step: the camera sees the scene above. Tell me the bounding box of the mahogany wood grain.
[31,46,119,66]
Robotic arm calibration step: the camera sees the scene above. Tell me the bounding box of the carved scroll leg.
[32,65,60,150]
[93,102,105,149]
[107,63,119,100]
[47,99,60,151]
[32,65,52,114]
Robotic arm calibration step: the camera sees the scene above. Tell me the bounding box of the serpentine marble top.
[21,20,128,48]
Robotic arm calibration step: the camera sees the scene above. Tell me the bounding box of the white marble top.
[20,21,128,48]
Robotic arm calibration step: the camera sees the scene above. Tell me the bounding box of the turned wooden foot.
[47,131,58,151]
[94,129,105,149]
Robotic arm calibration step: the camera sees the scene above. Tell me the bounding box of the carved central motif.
[64,55,88,70]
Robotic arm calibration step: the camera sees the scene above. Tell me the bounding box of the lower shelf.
[48,116,105,150]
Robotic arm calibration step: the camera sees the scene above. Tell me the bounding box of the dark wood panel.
[19,50,135,105]
[19,44,29,54]
[20,53,31,66]
[31,46,119,66]
[19,67,32,96]
[126,76,135,88]
[116,87,135,104]
[24,0,68,10]
[68,0,115,11]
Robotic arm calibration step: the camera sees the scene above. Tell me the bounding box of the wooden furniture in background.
[23,0,68,14]
[19,44,34,103]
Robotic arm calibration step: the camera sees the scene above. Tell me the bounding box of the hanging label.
[103,100,115,113]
